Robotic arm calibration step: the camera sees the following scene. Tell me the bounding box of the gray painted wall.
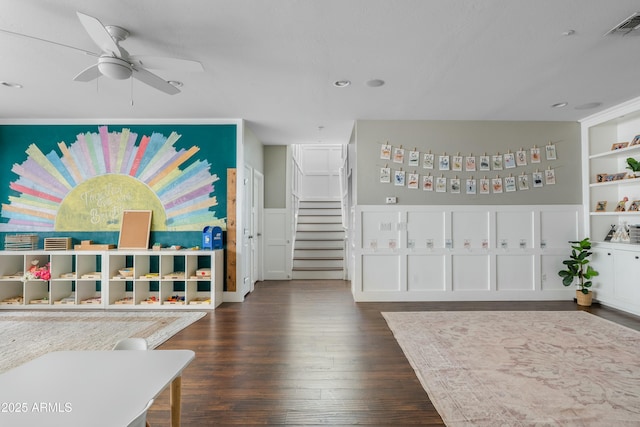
[264,145,287,208]
[356,120,581,205]
[243,124,264,173]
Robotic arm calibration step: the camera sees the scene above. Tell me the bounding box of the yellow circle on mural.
[55,174,167,231]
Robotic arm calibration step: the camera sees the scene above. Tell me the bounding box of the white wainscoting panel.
[352,205,582,301]
[540,254,569,291]
[540,210,580,248]
[362,254,401,292]
[407,211,447,249]
[452,211,489,249]
[496,254,534,291]
[407,254,446,291]
[452,254,490,291]
[361,211,402,250]
[496,211,534,249]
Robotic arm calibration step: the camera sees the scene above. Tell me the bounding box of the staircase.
[292,200,345,280]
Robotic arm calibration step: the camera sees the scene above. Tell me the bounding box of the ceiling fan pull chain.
[130,75,134,106]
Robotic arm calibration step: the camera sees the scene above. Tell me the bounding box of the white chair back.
[113,338,149,350]
[126,399,153,427]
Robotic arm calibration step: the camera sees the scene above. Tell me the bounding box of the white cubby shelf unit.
[0,249,223,310]
[352,205,582,302]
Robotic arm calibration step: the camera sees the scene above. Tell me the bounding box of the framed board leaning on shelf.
[118,210,152,249]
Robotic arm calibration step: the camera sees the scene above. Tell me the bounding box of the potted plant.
[558,237,599,306]
[626,157,640,178]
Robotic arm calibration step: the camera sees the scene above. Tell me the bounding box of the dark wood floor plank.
[147,280,640,426]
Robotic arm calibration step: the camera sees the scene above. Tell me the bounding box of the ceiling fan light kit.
[98,56,132,80]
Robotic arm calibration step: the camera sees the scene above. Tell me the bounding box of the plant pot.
[576,290,593,307]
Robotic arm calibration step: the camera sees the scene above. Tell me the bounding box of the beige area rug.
[0,311,206,374]
[382,311,640,426]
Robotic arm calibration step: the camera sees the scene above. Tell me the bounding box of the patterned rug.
[0,311,206,374]
[382,311,640,426]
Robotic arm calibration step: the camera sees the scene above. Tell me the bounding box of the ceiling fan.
[0,11,204,95]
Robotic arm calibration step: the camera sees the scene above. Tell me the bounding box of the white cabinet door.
[614,249,640,305]
[591,247,615,302]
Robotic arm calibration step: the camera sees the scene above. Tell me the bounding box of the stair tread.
[297,222,343,224]
[294,247,344,250]
[295,239,344,241]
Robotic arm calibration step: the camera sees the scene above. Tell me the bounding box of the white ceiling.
[1,0,640,145]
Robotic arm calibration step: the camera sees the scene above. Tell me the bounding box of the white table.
[0,350,194,427]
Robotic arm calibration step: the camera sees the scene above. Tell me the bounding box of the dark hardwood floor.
[148,280,640,426]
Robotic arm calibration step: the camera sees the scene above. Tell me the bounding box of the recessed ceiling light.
[551,102,568,108]
[168,80,183,88]
[1,81,23,88]
[366,79,385,87]
[333,80,351,88]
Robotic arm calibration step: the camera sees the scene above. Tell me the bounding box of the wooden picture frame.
[118,210,153,249]
[611,142,629,151]
[595,201,607,212]
[631,135,640,146]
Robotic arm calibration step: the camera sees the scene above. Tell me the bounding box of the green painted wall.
[0,123,237,249]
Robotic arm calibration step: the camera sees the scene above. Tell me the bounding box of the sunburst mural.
[0,126,224,232]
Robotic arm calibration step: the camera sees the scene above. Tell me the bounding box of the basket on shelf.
[4,234,38,251]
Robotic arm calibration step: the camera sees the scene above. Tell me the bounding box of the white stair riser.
[294,249,344,258]
[299,201,341,209]
[296,231,344,240]
[297,215,342,224]
[292,270,344,280]
[294,240,344,249]
[297,223,344,232]
[298,208,342,216]
[293,259,344,268]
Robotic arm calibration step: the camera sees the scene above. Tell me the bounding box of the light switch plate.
[385,196,397,204]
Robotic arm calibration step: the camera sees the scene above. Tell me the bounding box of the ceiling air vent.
[605,12,640,35]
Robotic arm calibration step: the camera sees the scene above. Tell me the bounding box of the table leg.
[170,375,182,427]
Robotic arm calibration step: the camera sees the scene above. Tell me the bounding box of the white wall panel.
[540,210,580,249]
[497,255,534,290]
[408,255,446,291]
[540,254,568,291]
[361,211,402,250]
[352,205,580,301]
[407,211,446,248]
[496,211,534,249]
[452,255,489,291]
[362,255,400,291]
[452,211,489,249]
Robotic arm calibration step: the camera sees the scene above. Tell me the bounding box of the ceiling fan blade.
[73,64,101,82]
[129,55,204,72]
[132,67,180,95]
[76,11,122,56]
[0,28,98,56]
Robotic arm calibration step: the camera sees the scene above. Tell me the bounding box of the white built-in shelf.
[589,144,640,160]
[589,178,640,188]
